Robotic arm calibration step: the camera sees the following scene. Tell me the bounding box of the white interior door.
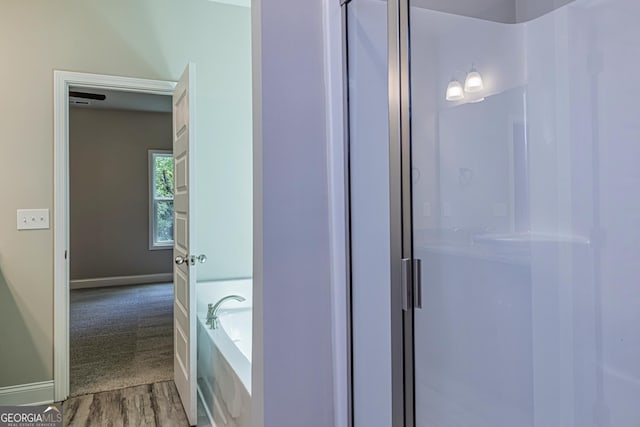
[173,63,197,425]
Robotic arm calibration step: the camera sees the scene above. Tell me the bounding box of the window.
[149,150,174,249]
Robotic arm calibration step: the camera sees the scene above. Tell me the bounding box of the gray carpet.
[70,283,174,397]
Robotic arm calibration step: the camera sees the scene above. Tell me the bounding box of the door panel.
[173,63,197,426]
[175,269,189,310]
[346,1,397,426]
[407,1,640,426]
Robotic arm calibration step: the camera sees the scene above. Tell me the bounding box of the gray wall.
[69,108,173,280]
[0,267,50,387]
[0,0,251,388]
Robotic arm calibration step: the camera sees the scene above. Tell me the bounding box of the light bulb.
[446,79,464,101]
[464,67,484,93]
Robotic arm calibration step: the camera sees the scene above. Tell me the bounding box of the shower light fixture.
[464,66,484,93]
[446,79,464,101]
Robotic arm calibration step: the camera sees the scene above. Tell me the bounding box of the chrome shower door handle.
[401,258,411,311]
[413,258,422,309]
[401,258,423,310]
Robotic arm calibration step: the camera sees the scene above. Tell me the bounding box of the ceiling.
[69,87,172,113]
[411,0,576,23]
[411,0,517,23]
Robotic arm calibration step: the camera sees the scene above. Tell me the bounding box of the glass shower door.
[408,0,640,426]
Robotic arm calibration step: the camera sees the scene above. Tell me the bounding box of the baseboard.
[0,381,54,406]
[70,273,173,290]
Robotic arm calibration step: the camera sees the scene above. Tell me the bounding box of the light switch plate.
[17,209,50,230]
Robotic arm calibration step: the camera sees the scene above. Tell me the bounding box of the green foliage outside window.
[155,156,174,199]
[153,153,174,244]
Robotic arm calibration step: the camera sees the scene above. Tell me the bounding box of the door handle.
[176,254,206,266]
[187,254,208,265]
[401,258,411,311]
[401,258,423,310]
[413,258,422,309]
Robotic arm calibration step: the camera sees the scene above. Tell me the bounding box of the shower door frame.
[342,0,415,426]
[339,2,355,427]
[388,0,416,426]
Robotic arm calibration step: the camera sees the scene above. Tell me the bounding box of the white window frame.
[149,149,174,250]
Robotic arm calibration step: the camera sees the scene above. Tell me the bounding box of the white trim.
[323,0,350,426]
[209,0,250,7]
[0,381,54,406]
[70,273,173,290]
[149,244,174,251]
[148,149,175,250]
[250,0,264,424]
[54,70,176,402]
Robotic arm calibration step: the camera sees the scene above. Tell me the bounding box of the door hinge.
[401,258,422,311]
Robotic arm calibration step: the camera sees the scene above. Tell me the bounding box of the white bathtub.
[202,307,252,390]
[217,308,252,365]
[197,280,252,427]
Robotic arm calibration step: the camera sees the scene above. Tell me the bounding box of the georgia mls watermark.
[0,405,62,427]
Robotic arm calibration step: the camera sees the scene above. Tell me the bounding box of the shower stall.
[347,0,640,426]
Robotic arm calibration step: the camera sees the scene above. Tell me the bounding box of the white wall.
[195,11,253,281]
[252,0,336,425]
[347,1,393,426]
[523,1,640,425]
[0,0,251,388]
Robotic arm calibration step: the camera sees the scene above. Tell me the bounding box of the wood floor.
[63,381,190,427]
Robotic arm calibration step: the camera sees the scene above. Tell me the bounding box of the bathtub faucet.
[208,295,246,329]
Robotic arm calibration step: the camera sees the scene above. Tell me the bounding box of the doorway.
[53,71,177,403]
[67,87,174,396]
